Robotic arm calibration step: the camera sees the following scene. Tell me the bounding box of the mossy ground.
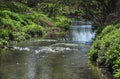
[89,24,120,79]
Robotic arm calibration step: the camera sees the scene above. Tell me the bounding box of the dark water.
[0,23,112,79]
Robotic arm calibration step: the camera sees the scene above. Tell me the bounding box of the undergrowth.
[89,24,120,79]
[0,1,71,47]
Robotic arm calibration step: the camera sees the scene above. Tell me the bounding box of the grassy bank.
[0,1,71,47]
[89,24,120,79]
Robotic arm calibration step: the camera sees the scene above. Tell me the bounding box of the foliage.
[0,1,71,47]
[54,16,71,30]
[0,2,45,46]
[1,0,117,28]
[37,2,64,17]
[0,10,27,30]
[113,58,120,78]
[0,29,14,40]
[0,39,8,46]
[89,24,120,79]
[21,24,44,37]
[0,1,31,13]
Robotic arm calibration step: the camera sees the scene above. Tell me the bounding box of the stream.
[0,21,113,79]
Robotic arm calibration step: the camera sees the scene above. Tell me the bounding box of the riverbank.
[89,24,120,79]
[0,1,71,47]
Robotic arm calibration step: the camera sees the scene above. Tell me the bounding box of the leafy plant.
[21,24,45,37]
[89,24,120,78]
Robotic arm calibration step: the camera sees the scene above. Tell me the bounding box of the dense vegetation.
[88,0,120,79]
[89,24,120,79]
[0,1,71,47]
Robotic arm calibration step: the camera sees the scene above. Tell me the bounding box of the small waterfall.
[70,21,95,44]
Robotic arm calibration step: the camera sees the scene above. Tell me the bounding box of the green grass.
[89,24,120,79]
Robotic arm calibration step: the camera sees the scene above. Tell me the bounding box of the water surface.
[0,23,112,79]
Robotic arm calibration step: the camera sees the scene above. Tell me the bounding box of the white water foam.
[51,43,79,47]
[35,46,76,54]
[13,46,30,51]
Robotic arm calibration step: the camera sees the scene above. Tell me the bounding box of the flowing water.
[0,22,113,79]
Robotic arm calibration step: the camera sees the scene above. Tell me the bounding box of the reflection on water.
[0,22,112,79]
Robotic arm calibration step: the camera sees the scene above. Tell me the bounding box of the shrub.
[21,24,45,37]
[0,10,28,30]
[89,24,120,78]
[113,58,120,79]
[54,16,71,30]
[0,1,31,13]
[0,39,8,46]
[0,29,14,40]
[89,38,101,61]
